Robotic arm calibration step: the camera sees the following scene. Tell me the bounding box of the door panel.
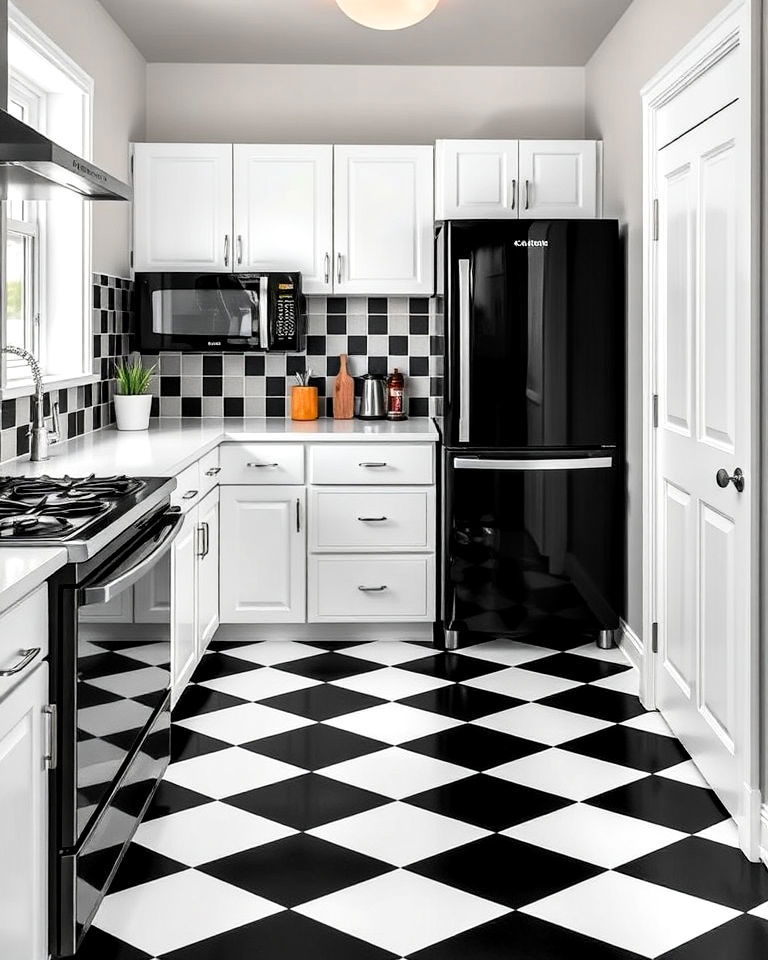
[663,164,694,436]
[518,141,598,219]
[435,140,519,220]
[662,481,693,692]
[197,488,220,653]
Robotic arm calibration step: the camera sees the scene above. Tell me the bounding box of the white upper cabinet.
[435,140,520,220]
[518,140,599,219]
[334,145,435,296]
[133,143,234,272]
[233,145,334,293]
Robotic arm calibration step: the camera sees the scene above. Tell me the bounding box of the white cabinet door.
[197,487,220,655]
[220,487,306,623]
[133,143,234,272]
[518,141,598,219]
[334,145,434,296]
[172,509,199,705]
[435,140,520,220]
[133,551,171,624]
[0,663,48,960]
[79,589,134,624]
[233,145,333,293]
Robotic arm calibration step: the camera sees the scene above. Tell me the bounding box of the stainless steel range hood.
[0,0,131,201]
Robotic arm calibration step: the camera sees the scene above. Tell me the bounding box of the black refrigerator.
[438,219,624,651]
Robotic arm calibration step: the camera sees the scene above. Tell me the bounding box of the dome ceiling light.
[336,0,440,31]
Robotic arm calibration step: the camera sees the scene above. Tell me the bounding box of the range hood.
[0,0,131,201]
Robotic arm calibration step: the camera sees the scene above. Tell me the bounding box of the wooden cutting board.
[333,354,354,420]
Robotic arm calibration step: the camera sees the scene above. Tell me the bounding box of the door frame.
[641,0,763,859]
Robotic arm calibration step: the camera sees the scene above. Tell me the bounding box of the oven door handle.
[82,512,184,605]
[454,456,614,472]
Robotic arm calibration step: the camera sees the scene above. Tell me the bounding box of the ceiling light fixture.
[336,0,440,31]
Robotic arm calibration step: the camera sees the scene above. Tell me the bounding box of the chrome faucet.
[1,345,60,461]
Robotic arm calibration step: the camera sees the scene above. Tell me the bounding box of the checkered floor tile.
[77,637,768,959]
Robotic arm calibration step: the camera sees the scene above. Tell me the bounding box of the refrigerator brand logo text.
[514,240,549,248]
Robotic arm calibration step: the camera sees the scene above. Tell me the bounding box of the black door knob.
[716,468,745,493]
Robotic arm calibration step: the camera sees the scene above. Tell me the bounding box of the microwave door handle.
[454,456,615,472]
[458,259,471,443]
[82,512,184,604]
[259,276,270,351]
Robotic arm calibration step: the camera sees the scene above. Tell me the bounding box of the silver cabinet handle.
[358,585,387,593]
[296,498,301,533]
[454,456,614,472]
[359,462,388,468]
[324,252,331,284]
[511,179,517,210]
[458,259,471,444]
[182,489,199,499]
[205,467,221,477]
[0,647,42,677]
[197,524,206,558]
[337,253,343,285]
[358,516,388,522]
[224,235,230,267]
[237,235,243,265]
[247,462,279,468]
[525,180,531,210]
[204,521,210,558]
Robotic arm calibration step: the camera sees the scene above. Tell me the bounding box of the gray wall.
[584,0,731,640]
[13,0,146,277]
[145,64,586,142]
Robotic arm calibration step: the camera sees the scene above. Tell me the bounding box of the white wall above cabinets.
[436,139,601,220]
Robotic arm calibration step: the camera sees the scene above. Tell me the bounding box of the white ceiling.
[97,0,633,66]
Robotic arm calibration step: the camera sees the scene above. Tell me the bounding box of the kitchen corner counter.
[0,547,66,615]
[0,418,440,480]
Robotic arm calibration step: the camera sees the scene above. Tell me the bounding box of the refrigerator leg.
[597,629,617,651]
[445,630,460,652]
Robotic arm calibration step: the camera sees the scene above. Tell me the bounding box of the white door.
[655,102,752,828]
[518,141,598,219]
[220,487,306,623]
[334,145,434,296]
[172,509,199,704]
[197,487,220,654]
[0,663,48,960]
[233,144,333,294]
[133,143,234,272]
[435,140,520,220]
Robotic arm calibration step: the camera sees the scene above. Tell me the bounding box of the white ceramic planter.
[114,394,152,431]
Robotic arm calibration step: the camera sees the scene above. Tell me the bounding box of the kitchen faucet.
[1,345,60,461]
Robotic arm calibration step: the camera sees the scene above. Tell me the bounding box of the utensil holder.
[291,386,319,421]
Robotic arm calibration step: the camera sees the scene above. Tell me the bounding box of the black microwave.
[135,272,305,353]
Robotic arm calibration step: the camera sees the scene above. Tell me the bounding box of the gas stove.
[0,474,176,560]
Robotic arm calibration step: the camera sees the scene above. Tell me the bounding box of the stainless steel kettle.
[358,375,388,420]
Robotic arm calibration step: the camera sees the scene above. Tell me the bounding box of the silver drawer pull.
[182,490,199,499]
[358,517,388,522]
[248,462,279,468]
[0,647,42,677]
[205,467,221,477]
[358,585,388,593]
[359,462,388,468]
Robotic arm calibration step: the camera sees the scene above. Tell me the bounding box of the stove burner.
[38,499,108,518]
[0,514,72,537]
[6,474,145,500]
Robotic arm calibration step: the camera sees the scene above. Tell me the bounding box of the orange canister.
[291,386,319,421]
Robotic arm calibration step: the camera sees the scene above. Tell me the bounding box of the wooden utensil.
[333,354,354,420]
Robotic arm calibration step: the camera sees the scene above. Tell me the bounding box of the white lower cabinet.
[172,509,199,703]
[309,555,435,622]
[220,487,306,624]
[197,487,220,655]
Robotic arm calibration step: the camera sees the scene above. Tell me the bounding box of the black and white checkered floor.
[76,637,768,960]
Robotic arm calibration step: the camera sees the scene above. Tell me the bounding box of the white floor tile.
[489,747,647,801]
[464,667,581,702]
[521,872,739,958]
[117,644,173,666]
[473,703,613,746]
[78,699,153,738]
[220,641,326,666]
[341,640,439,666]
[331,667,452,701]
[325,702,461,745]
[320,747,472,800]
[134,801,296,866]
[296,870,509,956]
[88,667,176,699]
[696,818,741,849]
[621,711,676,737]
[568,642,630,665]
[163,747,304,799]
[656,761,710,789]
[93,869,283,956]
[750,900,768,921]
[503,803,686,869]
[592,669,640,696]
[456,640,557,667]
[308,801,489,867]
[174,702,314,745]
[198,667,320,701]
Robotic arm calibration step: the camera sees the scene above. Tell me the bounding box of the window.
[1,4,94,398]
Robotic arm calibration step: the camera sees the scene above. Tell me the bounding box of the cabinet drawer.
[199,448,221,495]
[171,461,201,512]
[0,586,48,700]
[310,444,433,485]
[220,444,305,485]
[310,488,435,552]
[309,555,435,622]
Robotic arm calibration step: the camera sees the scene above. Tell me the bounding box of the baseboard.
[761,804,768,867]
[618,618,643,670]
[214,622,434,642]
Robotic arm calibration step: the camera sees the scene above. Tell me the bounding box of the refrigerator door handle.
[458,259,471,443]
[454,456,614,472]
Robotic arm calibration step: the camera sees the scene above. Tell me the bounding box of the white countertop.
[0,417,441,480]
[0,548,66,615]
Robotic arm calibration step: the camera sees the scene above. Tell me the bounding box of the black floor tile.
[224,772,389,829]
[406,773,571,831]
[161,911,397,960]
[275,652,383,682]
[657,915,768,960]
[398,653,508,683]
[618,836,768,911]
[142,781,211,821]
[74,926,152,960]
[518,653,633,684]
[302,640,374,651]
[260,684,386,721]
[79,652,148,680]
[561,725,690,773]
[402,725,546,771]
[199,833,392,907]
[539,685,649,723]
[78,682,124,709]
[172,685,247,721]
[170,727,231,763]
[190,653,263,683]
[408,834,602,909]
[399,685,523,721]
[79,842,184,895]
[588,777,730,833]
[243,724,386,770]
[408,907,645,960]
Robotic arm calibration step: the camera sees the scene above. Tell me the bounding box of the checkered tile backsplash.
[140,296,445,420]
[0,275,133,464]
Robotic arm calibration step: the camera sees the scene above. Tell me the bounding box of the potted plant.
[113,357,155,431]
